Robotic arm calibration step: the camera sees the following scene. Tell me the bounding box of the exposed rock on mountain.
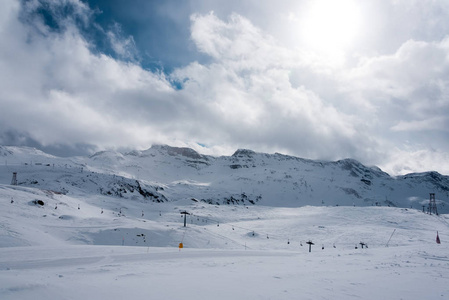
[0,145,448,212]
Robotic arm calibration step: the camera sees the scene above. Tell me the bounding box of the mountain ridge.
[0,144,448,212]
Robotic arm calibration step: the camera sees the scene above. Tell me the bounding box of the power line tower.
[428,193,438,215]
[11,172,17,185]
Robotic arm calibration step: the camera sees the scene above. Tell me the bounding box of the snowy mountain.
[1,144,448,212]
[1,144,449,299]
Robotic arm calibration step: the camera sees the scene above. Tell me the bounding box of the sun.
[299,0,361,57]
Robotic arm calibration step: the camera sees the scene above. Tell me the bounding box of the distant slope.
[0,145,448,212]
[1,182,449,250]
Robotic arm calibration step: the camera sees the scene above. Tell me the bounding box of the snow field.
[0,244,448,300]
[1,184,449,299]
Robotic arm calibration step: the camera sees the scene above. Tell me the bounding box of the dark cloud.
[0,129,97,157]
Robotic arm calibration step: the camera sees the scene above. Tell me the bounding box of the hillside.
[1,182,448,249]
[1,181,448,299]
[1,145,448,213]
[1,145,449,299]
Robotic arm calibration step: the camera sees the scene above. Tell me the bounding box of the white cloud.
[171,12,368,159]
[380,147,449,176]
[106,22,139,62]
[0,0,175,150]
[190,12,305,71]
[1,0,449,175]
[391,117,449,132]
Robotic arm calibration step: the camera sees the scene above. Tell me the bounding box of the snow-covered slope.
[0,182,448,299]
[1,145,449,299]
[1,144,448,212]
[1,182,448,250]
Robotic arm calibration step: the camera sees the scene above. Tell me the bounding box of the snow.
[2,245,447,300]
[1,144,449,212]
[1,145,449,299]
[1,183,449,299]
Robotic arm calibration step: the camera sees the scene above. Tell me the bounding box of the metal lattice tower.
[11,172,17,185]
[429,193,438,215]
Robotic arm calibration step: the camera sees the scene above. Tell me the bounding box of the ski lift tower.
[306,240,315,253]
[11,172,17,185]
[180,211,190,227]
[429,193,438,215]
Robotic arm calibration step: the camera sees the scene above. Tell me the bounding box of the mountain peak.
[232,149,256,157]
[1,144,449,212]
[151,144,204,160]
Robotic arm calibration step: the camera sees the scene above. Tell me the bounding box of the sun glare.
[300,0,361,58]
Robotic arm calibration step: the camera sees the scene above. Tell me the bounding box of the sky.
[1,0,449,176]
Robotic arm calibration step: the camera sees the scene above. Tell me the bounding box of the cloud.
[380,146,449,176]
[1,0,449,175]
[391,117,449,132]
[0,0,176,150]
[182,11,449,173]
[343,38,449,136]
[189,12,303,71]
[171,12,370,159]
[0,128,97,157]
[106,22,139,62]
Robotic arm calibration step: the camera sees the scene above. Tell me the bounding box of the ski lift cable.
[189,213,304,241]
[189,213,269,235]
[187,213,373,248]
[188,213,292,241]
[200,226,251,249]
[181,226,188,243]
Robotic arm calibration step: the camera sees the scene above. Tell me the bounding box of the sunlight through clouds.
[300,0,362,53]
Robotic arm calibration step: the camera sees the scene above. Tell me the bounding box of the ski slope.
[1,244,448,300]
[1,183,448,299]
